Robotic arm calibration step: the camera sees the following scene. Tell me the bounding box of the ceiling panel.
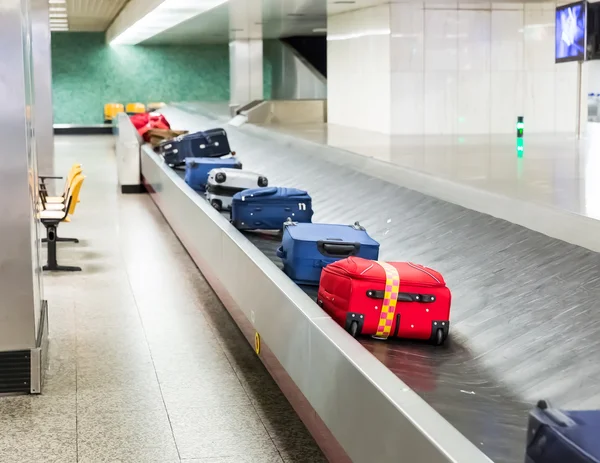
[67,0,130,31]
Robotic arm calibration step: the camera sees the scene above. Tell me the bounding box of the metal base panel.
[0,300,48,395]
[53,124,113,135]
[121,184,146,194]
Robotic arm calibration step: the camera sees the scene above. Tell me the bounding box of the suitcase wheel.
[433,328,445,346]
[211,199,222,211]
[349,321,359,338]
[345,313,364,338]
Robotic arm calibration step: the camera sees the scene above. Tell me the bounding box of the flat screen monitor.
[556,1,587,62]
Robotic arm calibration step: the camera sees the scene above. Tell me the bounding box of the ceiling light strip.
[110,0,229,45]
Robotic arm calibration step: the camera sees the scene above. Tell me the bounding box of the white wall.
[327,5,391,133]
[328,1,581,135]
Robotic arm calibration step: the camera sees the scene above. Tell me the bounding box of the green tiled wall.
[51,32,230,124]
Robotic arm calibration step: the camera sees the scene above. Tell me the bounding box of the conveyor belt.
[173,168,527,463]
[161,105,600,463]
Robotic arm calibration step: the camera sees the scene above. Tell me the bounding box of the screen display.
[556,2,587,62]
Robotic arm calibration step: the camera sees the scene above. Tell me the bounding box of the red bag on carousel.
[130,113,149,130]
[317,257,451,345]
[130,113,171,142]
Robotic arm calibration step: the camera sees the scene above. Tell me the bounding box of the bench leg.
[43,224,81,272]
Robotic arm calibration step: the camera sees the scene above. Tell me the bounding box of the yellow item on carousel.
[126,102,146,114]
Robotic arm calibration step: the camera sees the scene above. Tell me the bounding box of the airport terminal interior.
[2,0,600,462]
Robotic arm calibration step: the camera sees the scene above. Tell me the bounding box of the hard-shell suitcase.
[276,222,380,286]
[231,187,313,230]
[184,157,242,192]
[318,257,451,344]
[161,129,232,166]
[525,400,600,463]
[205,169,268,211]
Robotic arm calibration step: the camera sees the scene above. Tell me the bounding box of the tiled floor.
[0,135,325,463]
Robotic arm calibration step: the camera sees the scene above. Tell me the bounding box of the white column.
[228,0,263,110]
[327,5,392,133]
[229,39,264,108]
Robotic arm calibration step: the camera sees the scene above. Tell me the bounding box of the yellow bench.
[39,174,86,272]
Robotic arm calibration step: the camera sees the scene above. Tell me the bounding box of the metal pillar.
[228,0,263,112]
[0,0,48,395]
[31,0,54,181]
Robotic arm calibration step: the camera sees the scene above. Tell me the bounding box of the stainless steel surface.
[265,40,327,100]
[30,299,48,394]
[31,0,54,181]
[0,0,44,352]
[141,144,492,462]
[244,100,327,124]
[115,112,141,188]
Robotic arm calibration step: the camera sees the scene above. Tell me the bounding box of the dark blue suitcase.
[231,187,313,230]
[162,129,232,166]
[526,400,600,463]
[184,157,242,192]
[276,221,380,285]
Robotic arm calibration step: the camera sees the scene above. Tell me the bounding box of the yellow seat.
[44,164,83,204]
[104,103,124,123]
[39,165,84,243]
[41,174,85,272]
[126,102,146,114]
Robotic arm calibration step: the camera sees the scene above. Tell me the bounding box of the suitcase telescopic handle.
[317,241,360,257]
[536,400,576,427]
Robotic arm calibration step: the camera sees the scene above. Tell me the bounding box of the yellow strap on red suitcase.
[374,261,400,339]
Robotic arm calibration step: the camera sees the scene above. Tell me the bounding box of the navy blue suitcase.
[276,221,380,285]
[526,400,600,463]
[184,157,242,192]
[162,129,232,166]
[231,187,313,230]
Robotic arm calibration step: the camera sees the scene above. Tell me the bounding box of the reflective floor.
[163,105,600,463]
[175,102,600,220]
[0,135,324,463]
[257,122,600,220]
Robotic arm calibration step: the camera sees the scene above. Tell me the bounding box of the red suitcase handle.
[366,290,436,303]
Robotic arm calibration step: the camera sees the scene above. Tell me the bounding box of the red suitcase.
[317,257,451,345]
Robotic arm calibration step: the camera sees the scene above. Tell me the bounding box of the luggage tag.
[372,261,400,340]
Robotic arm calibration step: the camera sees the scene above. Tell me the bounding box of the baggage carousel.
[138,106,600,463]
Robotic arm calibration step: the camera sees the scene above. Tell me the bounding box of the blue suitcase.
[162,129,232,166]
[184,157,242,192]
[526,400,600,463]
[276,221,380,285]
[231,187,313,230]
